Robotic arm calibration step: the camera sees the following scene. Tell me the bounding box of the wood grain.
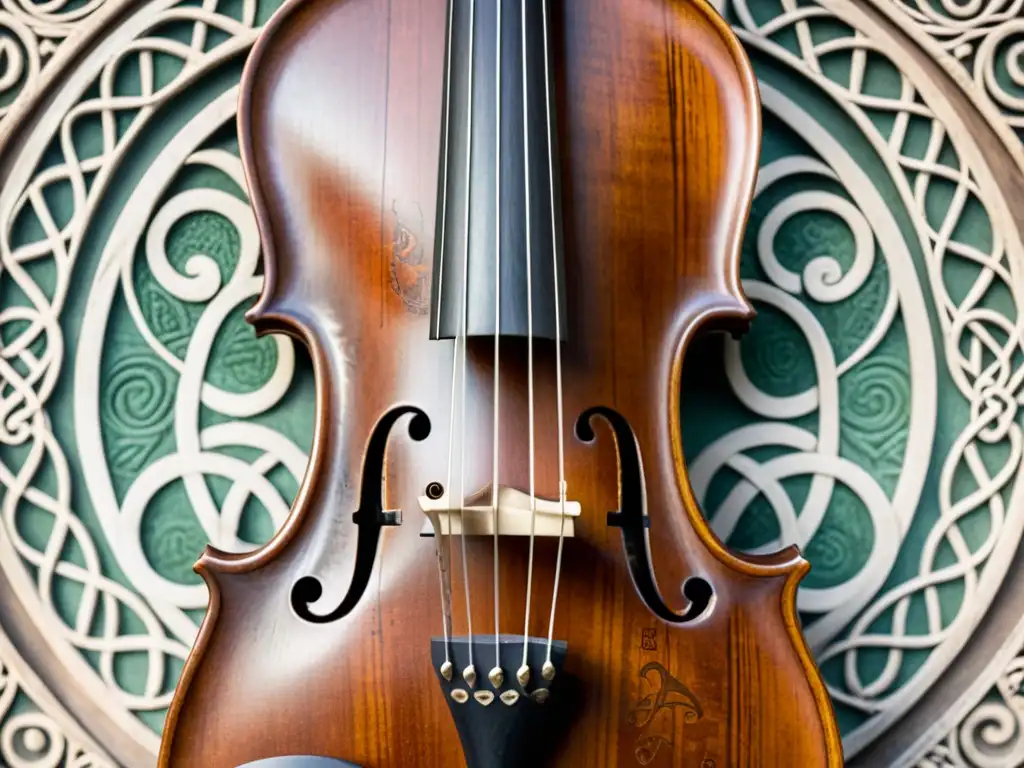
[158,0,844,765]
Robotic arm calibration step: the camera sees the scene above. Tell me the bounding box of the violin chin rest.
[235,759,361,768]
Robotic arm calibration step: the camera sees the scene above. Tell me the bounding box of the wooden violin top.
[159,0,843,766]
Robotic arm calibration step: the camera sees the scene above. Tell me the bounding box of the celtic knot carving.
[81,131,304,632]
[0,0,1020,763]
[0,0,111,122]
[689,145,919,655]
[0,0,271,750]
[917,739,963,768]
[723,0,1024,757]
[893,0,1024,142]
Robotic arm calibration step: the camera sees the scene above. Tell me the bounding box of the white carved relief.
[722,0,1024,759]
[0,0,270,758]
[0,628,113,768]
[690,84,935,653]
[0,0,112,123]
[0,0,1021,764]
[75,87,302,649]
[912,654,1024,767]
[863,1,1024,764]
[891,0,1024,145]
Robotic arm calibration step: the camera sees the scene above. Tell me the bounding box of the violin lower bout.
[164,543,831,767]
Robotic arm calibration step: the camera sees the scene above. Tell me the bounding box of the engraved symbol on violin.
[389,200,430,315]
[628,661,703,766]
[641,628,657,651]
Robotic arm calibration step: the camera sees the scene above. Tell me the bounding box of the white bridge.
[418,486,581,538]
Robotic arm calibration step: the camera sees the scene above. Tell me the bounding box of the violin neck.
[430,0,568,343]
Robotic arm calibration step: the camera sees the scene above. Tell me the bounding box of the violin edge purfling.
[159,0,844,765]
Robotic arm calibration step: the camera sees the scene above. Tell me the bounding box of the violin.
[159,0,843,765]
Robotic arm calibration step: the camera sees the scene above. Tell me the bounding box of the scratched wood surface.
[158,0,843,765]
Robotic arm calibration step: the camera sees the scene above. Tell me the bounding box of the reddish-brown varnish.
[159,1,843,766]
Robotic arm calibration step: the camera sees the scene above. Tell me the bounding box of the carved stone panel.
[0,1,1021,766]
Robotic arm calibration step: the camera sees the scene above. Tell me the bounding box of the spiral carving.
[105,357,175,435]
[804,522,853,580]
[842,357,911,454]
[959,701,1021,767]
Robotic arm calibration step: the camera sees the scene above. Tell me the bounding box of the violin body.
[159,0,843,766]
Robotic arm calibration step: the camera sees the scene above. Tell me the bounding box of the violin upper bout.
[671,0,761,335]
[663,1,819,584]
[235,1,288,332]
[236,0,397,346]
[656,10,842,762]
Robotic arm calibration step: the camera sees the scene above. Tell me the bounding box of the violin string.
[436,0,457,674]
[457,0,478,681]
[443,336,459,651]
[434,519,454,675]
[518,0,538,685]
[490,0,503,684]
[540,0,567,675]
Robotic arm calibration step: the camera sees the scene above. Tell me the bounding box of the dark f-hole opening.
[291,405,430,624]
[575,406,713,624]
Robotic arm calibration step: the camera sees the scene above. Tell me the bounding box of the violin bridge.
[418,486,581,538]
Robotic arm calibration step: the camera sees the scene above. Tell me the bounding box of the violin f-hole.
[575,407,713,624]
[291,405,431,624]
